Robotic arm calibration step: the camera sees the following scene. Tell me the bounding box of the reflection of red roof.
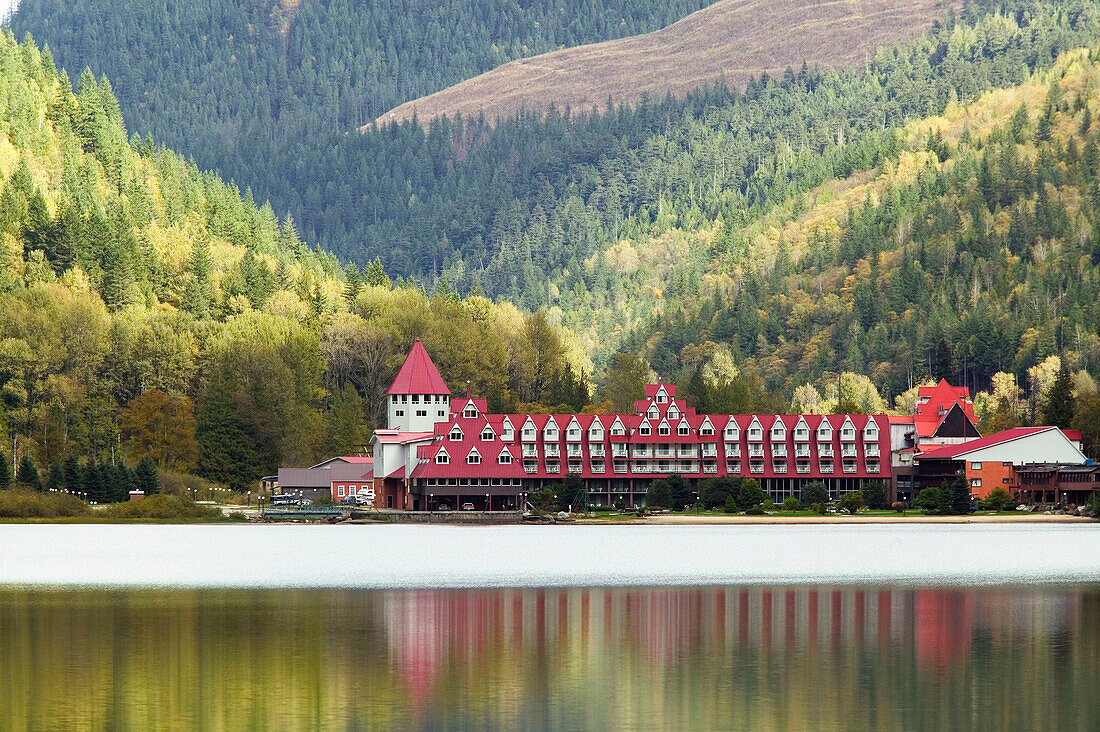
[387,338,450,394]
[918,427,1051,459]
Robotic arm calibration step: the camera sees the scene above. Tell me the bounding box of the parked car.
[461,502,475,511]
[437,503,451,511]
[270,494,300,506]
[338,496,358,506]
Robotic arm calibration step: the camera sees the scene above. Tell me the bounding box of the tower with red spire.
[387,338,452,432]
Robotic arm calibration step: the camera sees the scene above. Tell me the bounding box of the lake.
[0,525,1097,728]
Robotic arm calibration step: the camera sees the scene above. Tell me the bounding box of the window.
[395,410,404,417]
[640,423,651,435]
[401,395,407,404]
[449,428,463,441]
[658,424,671,436]
[416,409,427,417]
[387,495,393,508]
[467,451,481,465]
[481,429,495,441]
[647,406,659,419]
[391,395,398,404]
[668,408,680,420]
[656,392,668,404]
[970,478,982,487]
[523,427,536,440]
[1003,478,1011,484]
[412,395,419,404]
[700,422,714,435]
[463,405,478,418]
[435,452,449,464]
[678,424,689,436]
[498,452,512,465]
[338,486,345,497]
[438,410,445,417]
[971,462,982,470]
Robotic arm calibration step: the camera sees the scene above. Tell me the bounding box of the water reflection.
[0,586,1097,729]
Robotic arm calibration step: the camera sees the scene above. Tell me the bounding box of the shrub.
[891,501,906,514]
[810,502,826,515]
[159,471,224,499]
[745,505,765,515]
[0,490,89,518]
[861,481,889,510]
[838,491,864,514]
[801,481,828,506]
[913,487,942,513]
[985,487,1011,512]
[723,495,738,514]
[98,494,223,520]
[761,499,774,511]
[313,493,334,506]
[1087,492,1100,518]
[226,511,249,522]
[734,478,766,510]
[646,479,673,510]
[782,496,801,511]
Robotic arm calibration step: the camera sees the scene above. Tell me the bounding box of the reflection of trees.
[0,587,1092,728]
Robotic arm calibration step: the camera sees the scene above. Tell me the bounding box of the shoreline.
[578,513,1094,525]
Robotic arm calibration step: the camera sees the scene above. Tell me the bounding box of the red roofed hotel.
[373,340,898,511]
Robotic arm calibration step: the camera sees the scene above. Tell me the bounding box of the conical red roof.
[387,338,450,395]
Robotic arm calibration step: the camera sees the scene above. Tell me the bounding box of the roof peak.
[387,339,451,395]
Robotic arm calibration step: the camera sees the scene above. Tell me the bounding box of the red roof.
[387,338,450,395]
[917,427,1051,460]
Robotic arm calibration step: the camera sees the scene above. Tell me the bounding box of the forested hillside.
[0,30,589,495]
[7,0,712,263]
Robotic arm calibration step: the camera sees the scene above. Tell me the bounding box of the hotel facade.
[371,339,899,511]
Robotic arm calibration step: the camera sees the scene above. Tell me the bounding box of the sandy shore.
[579,513,1095,525]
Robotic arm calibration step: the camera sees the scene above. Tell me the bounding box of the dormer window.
[498,449,512,465]
[435,450,450,464]
[589,425,604,440]
[668,407,680,420]
[466,448,481,465]
[502,422,514,441]
[656,388,668,404]
[647,406,659,419]
[700,419,714,436]
[640,423,651,435]
[449,427,463,441]
[677,422,690,436]
[481,427,495,441]
[724,421,739,439]
[658,421,671,436]
[610,419,626,436]
[463,403,478,418]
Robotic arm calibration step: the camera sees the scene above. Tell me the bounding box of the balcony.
[724,444,741,458]
[820,462,834,474]
[748,446,764,458]
[773,461,787,474]
[632,463,649,474]
[568,461,582,474]
[703,463,717,474]
[591,462,606,474]
[612,445,628,458]
[613,463,627,474]
[750,463,764,474]
[841,445,857,458]
[677,446,698,458]
[842,461,857,474]
[680,462,696,473]
[818,444,834,458]
[632,446,652,458]
[794,444,810,458]
[726,461,740,474]
[521,445,538,458]
[867,462,880,474]
[545,445,560,458]
[771,444,787,458]
[523,462,538,475]
[567,444,583,458]
[590,444,605,457]
[701,445,717,458]
[546,461,561,474]
[656,447,673,458]
[865,444,880,457]
[796,461,811,474]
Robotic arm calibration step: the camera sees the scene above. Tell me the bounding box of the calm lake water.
[0,585,1097,729]
[0,525,1097,728]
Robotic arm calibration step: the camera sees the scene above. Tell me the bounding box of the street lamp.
[486,493,490,512]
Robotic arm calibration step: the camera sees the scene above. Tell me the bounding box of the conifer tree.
[0,449,10,490]
[1042,358,1076,428]
[46,462,64,492]
[17,455,41,491]
[136,456,159,495]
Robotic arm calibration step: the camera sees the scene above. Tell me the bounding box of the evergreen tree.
[933,338,954,382]
[17,455,41,491]
[63,457,82,494]
[136,456,159,495]
[1042,358,1076,428]
[46,461,64,492]
[0,449,9,490]
[948,475,975,515]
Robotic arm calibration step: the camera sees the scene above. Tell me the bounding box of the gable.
[934,403,981,439]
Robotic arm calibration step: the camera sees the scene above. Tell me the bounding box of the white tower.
[386,338,451,432]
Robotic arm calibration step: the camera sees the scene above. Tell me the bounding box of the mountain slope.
[375,0,954,128]
[0,30,588,493]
